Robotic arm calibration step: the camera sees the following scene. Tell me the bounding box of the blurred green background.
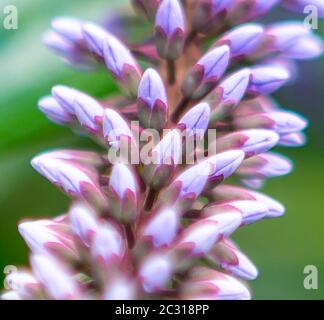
[0,0,323,299]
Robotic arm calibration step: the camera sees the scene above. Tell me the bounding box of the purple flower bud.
[138,68,168,130]
[207,150,245,185]
[181,268,251,300]
[142,208,179,247]
[38,96,74,125]
[266,22,324,59]
[18,220,76,259]
[237,152,293,179]
[108,163,138,223]
[82,22,109,56]
[216,129,279,158]
[216,24,264,58]
[209,239,258,280]
[204,200,268,225]
[144,129,182,189]
[248,65,290,95]
[211,184,285,218]
[279,132,306,147]
[177,102,211,140]
[31,254,80,300]
[43,31,76,57]
[69,201,98,247]
[234,111,308,134]
[132,0,161,19]
[91,223,125,269]
[139,253,173,293]
[51,85,79,114]
[176,211,242,256]
[103,32,141,91]
[182,45,230,99]
[282,0,324,17]
[51,17,83,43]
[155,0,185,60]
[103,108,135,148]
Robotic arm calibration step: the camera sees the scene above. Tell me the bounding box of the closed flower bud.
[234,111,308,135]
[31,254,80,300]
[266,22,324,59]
[177,102,211,140]
[38,96,75,125]
[139,253,173,293]
[248,65,290,95]
[216,129,279,158]
[182,45,230,99]
[215,24,264,58]
[51,85,78,114]
[18,219,76,259]
[138,68,168,131]
[237,152,293,179]
[51,17,83,43]
[143,129,182,190]
[181,267,251,300]
[279,132,306,147]
[176,212,242,255]
[82,22,109,56]
[203,200,268,225]
[103,32,142,96]
[155,0,186,60]
[142,207,179,247]
[108,163,138,223]
[69,201,99,247]
[209,239,258,280]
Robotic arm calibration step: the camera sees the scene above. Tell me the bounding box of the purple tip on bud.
[109,163,138,223]
[248,65,290,95]
[282,0,324,17]
[181,268,251,300]
[266,22,324,60]
[177,102,211,140]
[31,254,80,300]
[182,45,230,99]
[142,208,179,247]
[38,96,74,125]
[138,68,168,130]
[216,23,264,58]
[176,212,242,255]
[209,239,258,280]
[51,17,83,43]
[139,253,173,293]
[155,0,185,59]
[216,129,280,158]
[234,111,308,135]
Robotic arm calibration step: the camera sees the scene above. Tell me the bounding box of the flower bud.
[279,132,306,147]
[82,22,109,56]
[234,111,308,135]
[141,207,179,247]
[203,200,268,225]
[181,268,251,300]
[31,254,80,300]
[138,68,168,131]
[182,45,230,99]
[216,129,279,158]
[176,212,242,255]
[139,253,173,293]
[209,239,258,280]
[51,17,83,43]
[266,22,324,59]
[215,24,264,58]
[38,96,75,125]
[69,201,99,247]
[248,65,290,95]
[108,163,138,223]
[143,129,182,190]
[155,0,185,60]
[237,152,293,179]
